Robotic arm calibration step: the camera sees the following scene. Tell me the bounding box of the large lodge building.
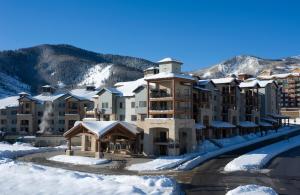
[0,58,293,157]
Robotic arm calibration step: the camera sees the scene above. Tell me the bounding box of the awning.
[261,117,278,123]
[239,121,258,128]
[195,123,206,129]
[211,121,236,129]
[268,113,290,119]
[259,121,273,127]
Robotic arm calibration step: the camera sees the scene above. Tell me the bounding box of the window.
[131,102,135,108]
[21,120,29,125]
[38,112,43,117]
[25,103,30,108]
[102,102,108,108]
[0,120,7,125]
[119,115,125,121]
[11,119,17,124]
[139,101,147,107]
[131,115,137,121]
[59,111,65,116]
[59,120,65,124]
[0,110,6,115]
[119,102,123,109]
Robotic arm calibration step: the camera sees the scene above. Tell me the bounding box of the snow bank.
[226,185,277,195]
[0,161,176,195]
[224,134,300,172]
[49,155,110,165]
[0,142,44,160]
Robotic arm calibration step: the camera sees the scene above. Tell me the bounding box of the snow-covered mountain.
[192,55,300,78]
[0,44,156,97]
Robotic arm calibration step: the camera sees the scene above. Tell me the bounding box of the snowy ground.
[49,155,110,165]
[226,185,278,195]
[0,142,177,194]
[224,134,300,172]
[128,126,299,172]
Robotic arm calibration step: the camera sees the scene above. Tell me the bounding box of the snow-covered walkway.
[226,185,278,195]
[127,126,300,171]
[0,142,177,194]
[224,134,300,172]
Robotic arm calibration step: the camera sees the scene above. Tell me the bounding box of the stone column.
[66,138,74,156]
[95,139,102,159]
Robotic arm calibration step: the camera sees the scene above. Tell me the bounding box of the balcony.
[150,90,172,98]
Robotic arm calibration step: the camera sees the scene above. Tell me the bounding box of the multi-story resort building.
[258,69,300,118]
[0,57,286,157]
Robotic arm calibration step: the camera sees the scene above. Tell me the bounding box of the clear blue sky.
[1,0,300,71]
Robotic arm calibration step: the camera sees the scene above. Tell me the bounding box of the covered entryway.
[63,121,139,158]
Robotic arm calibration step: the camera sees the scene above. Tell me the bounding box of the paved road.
[176,139,300,195]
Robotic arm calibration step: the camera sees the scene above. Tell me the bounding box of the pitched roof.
[239,80,260,88]
[211,77,236,84]
[115,78,147,97]
[67,88,100,101]
[0,96,19,109]
[33,93,66,102]
[65,121,139,137]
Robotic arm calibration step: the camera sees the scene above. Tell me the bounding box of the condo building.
[0,57,284,157]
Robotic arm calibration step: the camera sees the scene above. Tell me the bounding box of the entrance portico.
[63,121,139,158]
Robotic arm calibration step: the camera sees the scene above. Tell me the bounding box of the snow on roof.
[144,66,159,71]
[115,78,147,97]
[42,85,52,88]
[261,117,278,123]
[257,80,275,88]
[195,123,206,129]
[18,92,30,95]
[198,79,211,86]
[239,80,260,88]
[211,121,236,128]
[33,93,66,102]
[259,72,300,79]
[239,121,258,128]
[68,88,100,101]
[157,57,182,64]
[68,121,138,137]
[259,121,273,127]
[211,77,236,84]
[0,96,19,109]
[102,87,122,94]
[144,72,195,81]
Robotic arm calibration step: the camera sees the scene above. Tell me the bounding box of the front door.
[159,145,167,156]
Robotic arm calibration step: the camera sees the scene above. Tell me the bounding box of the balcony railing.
[150,90,172,98]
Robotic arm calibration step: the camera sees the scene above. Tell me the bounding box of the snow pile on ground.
[127,154,198,171]
[79,64,112,88]
[0,161,176,195]
[224,134,300,172]
[49,155,110,165]
[226,184,277,195]
[0,142,44,160]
